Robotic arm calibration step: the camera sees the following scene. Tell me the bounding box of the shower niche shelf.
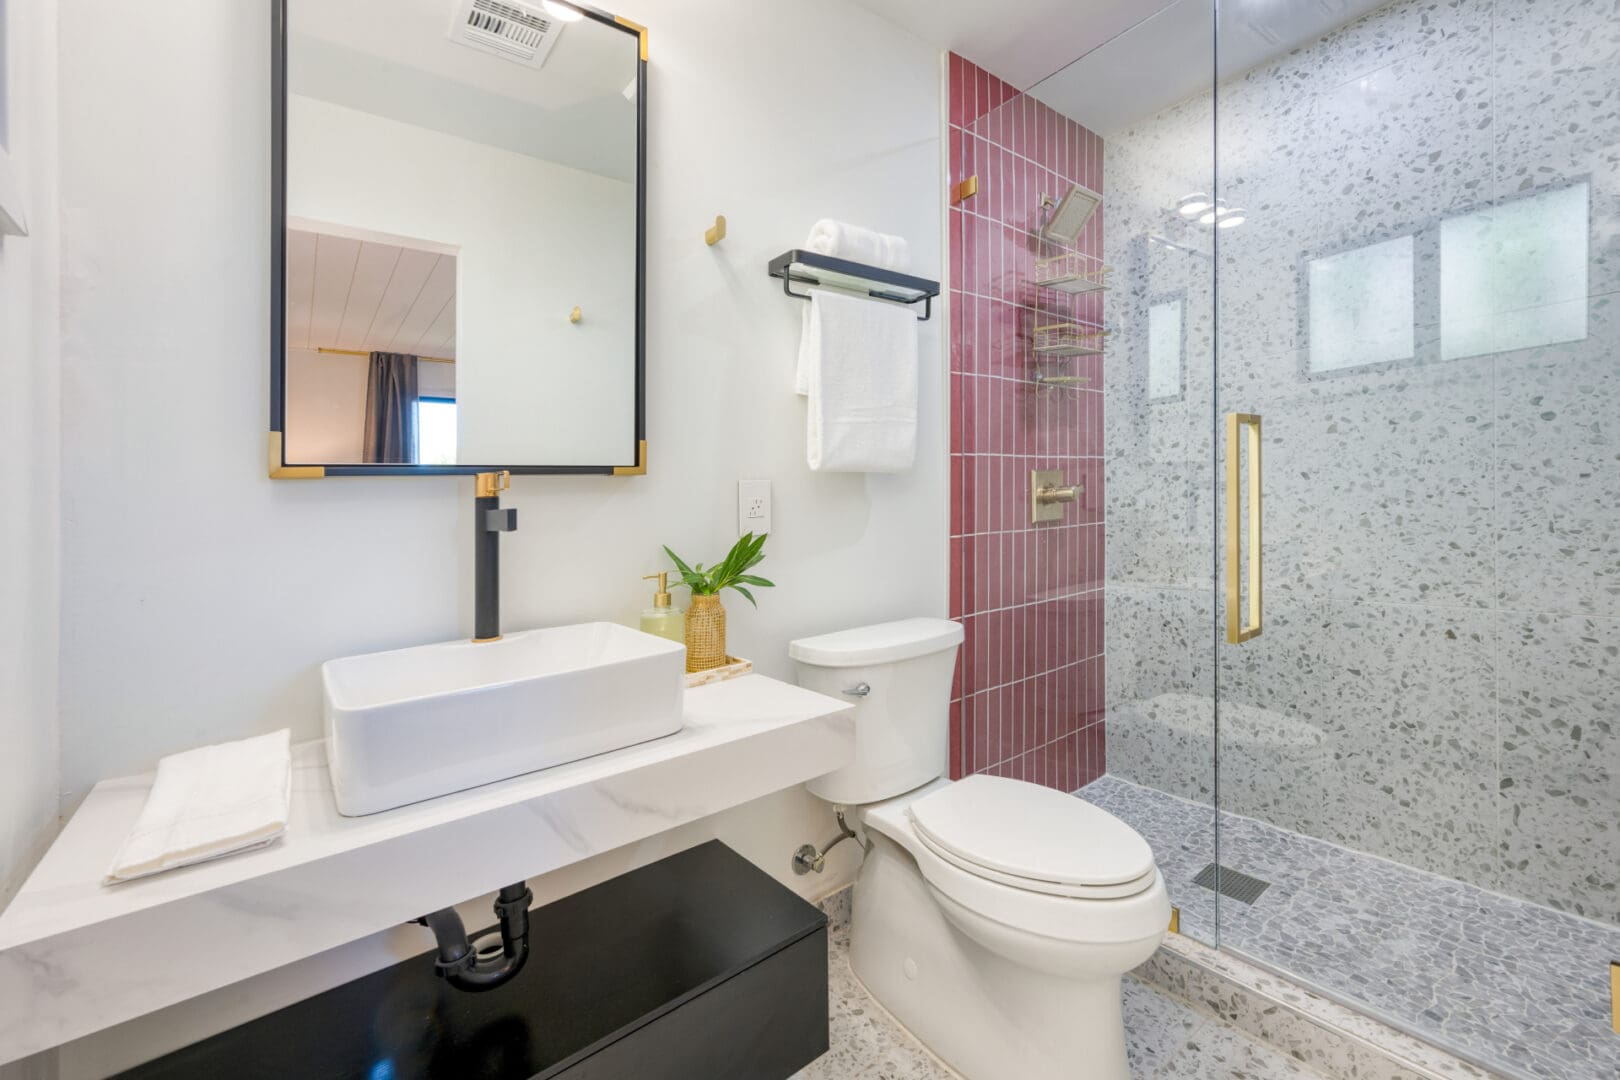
[1033,322,1110,357]
[1033,253,1112,294]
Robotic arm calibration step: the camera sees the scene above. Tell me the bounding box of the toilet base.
[850,831,1138,1080]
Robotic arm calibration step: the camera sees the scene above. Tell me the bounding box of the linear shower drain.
[1192,862,1271,905]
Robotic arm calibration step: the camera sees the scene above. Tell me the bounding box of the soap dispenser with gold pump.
[639,572,685,643]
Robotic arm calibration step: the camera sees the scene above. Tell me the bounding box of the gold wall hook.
[569,306,582,324]
[705,215,727,246]
[951,176,979,206]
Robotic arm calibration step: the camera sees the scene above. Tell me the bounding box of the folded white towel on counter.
[104,729,293,885]
[805,219,911,273]
[797,288,918,473]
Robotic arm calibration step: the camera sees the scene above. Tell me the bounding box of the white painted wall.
[288,94,639,466]
[0,0,62,907]
[40,0,946,1068]
[282,346,367,463]
[56,0,945,802]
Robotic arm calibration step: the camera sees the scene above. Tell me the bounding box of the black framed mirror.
[269,0,647,478]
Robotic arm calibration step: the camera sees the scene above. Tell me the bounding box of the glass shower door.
[1211,1,1620,1075]
[1024,0,1222,947]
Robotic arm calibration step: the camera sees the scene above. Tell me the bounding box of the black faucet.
[474,471,516,643]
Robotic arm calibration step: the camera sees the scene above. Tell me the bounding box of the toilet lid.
[908,775,1156,891]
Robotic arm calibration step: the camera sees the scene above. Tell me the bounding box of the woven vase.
[684,594,727,673]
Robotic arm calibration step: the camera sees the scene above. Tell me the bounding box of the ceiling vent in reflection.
[448,0,564,69]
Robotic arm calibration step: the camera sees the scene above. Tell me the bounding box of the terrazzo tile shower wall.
[1104,0,1620,925]
[947,54,1107,792]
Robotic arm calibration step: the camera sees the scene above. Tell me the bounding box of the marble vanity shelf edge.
[0,674,856,1066]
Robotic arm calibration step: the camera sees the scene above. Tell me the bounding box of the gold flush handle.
[475,470,511,499]
[1225,413,1263,644]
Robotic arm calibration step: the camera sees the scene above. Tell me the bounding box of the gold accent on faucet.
[475,471,510,499]
[1169,907,1180,935]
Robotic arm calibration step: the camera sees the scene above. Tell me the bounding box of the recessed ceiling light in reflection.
[542,0,584,21]
[1176,193,1214,218]
[1215,208,1248,228]
[1197,199,1226,226]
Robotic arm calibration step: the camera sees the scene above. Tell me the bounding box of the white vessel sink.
[322,622,686,816]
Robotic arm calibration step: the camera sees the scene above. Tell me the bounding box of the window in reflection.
[416,397,458,466]
[1441,181,1588,360]
[1306,235,1414,373]
[1148,297,1184,400]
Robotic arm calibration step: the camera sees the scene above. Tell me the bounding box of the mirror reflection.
[279,0,642,469]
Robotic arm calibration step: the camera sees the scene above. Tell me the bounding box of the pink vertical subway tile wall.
[947,53,1106,793]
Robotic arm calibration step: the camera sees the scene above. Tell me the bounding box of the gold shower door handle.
[1225,413,1263,644]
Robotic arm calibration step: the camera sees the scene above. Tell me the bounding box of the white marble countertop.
[0,674,854,1065]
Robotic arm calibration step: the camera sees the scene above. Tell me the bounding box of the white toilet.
[791,618,1169,1080]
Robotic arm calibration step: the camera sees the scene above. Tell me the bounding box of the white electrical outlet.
[738,480,772,536]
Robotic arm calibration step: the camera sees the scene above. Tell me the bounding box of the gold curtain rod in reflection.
[317,346,455,365]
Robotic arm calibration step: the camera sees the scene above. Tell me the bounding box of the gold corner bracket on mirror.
[613,439,648,476]
[268,431,324,479]
[615,15,648,61]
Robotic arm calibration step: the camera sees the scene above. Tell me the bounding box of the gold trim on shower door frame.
[1225,413,1263,644]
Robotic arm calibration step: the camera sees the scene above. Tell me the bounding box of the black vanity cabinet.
[119,841,829,1080]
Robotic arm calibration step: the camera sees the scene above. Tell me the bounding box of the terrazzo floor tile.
[1151,1022,1329,1080]
[1079,775,1620,1080]
[794,891,1333,1079]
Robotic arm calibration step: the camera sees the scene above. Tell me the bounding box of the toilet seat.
[911,829,1157,899]
[906,775,1157,900]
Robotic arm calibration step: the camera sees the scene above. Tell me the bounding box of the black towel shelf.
[769,249,940,321]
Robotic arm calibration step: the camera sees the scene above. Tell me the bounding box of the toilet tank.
[789,618,964,804]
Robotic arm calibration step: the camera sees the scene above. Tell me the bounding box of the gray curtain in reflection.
[362,352,419,464]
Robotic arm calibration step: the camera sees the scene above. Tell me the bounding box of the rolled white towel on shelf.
[805,219,911,273]
[104,729,293,885]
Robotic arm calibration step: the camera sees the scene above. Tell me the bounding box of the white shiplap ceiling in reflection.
[285,228,457,359]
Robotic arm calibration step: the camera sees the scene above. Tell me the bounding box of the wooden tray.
[686,656,753,688]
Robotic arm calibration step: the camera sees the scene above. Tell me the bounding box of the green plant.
[663,532,774,607]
